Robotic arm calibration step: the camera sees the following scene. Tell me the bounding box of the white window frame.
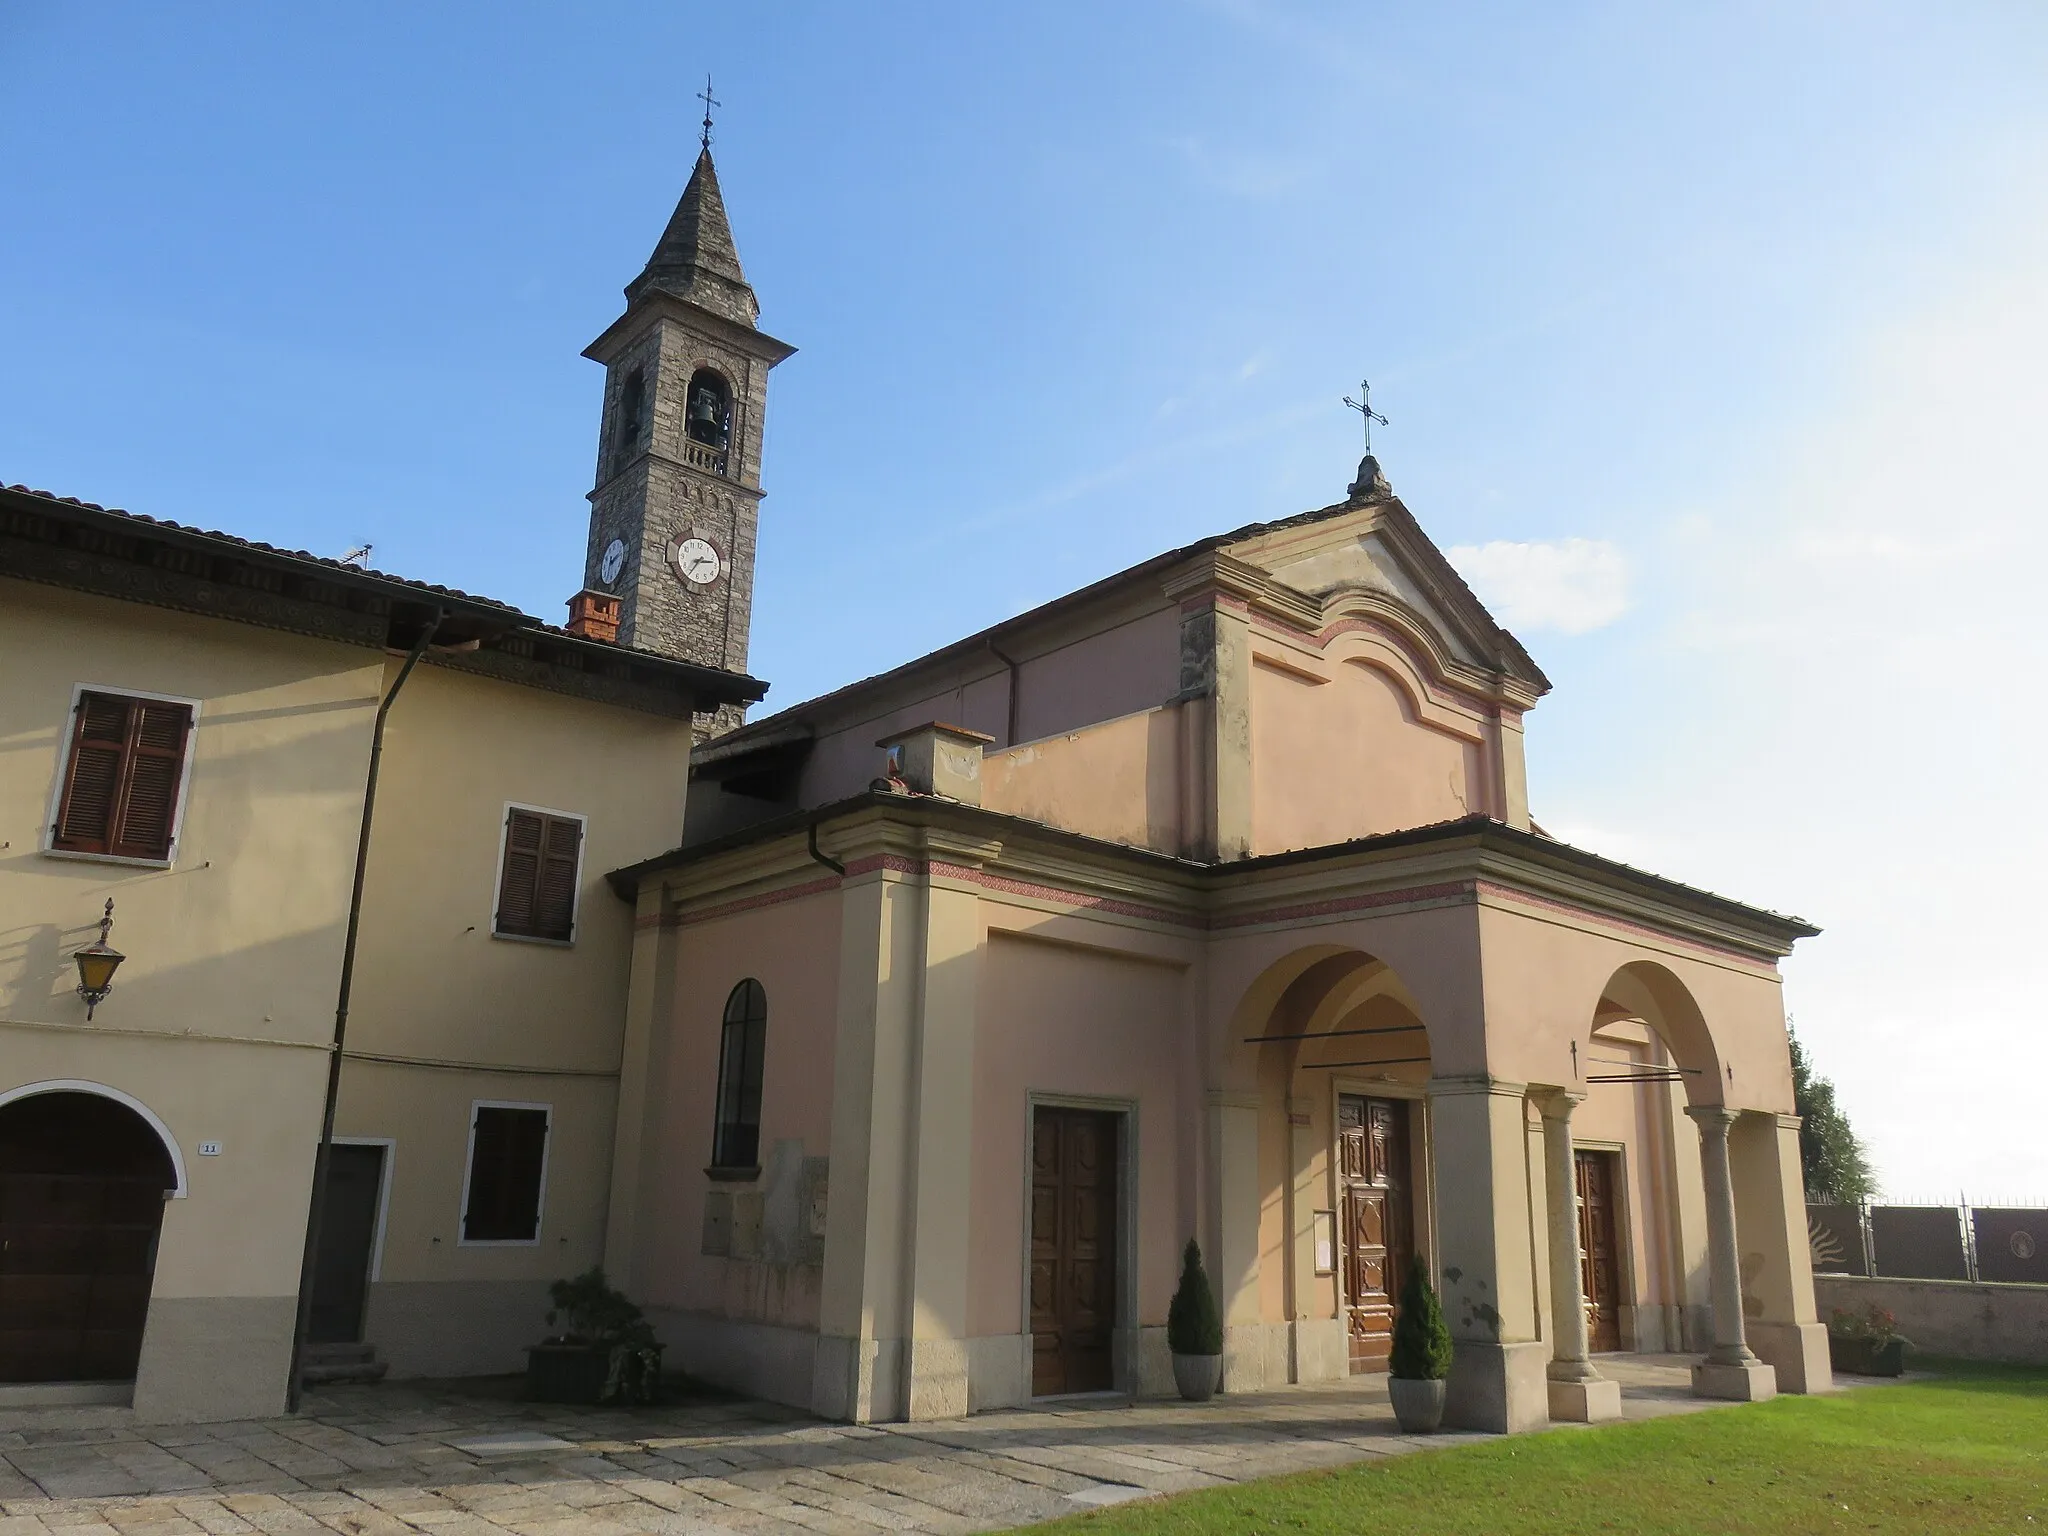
[41,682,204,869]
[330,1136,398,1282]
[456,1099,552,1248]
[489,801,588,947]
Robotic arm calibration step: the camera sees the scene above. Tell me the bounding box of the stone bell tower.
[581,147,795,678]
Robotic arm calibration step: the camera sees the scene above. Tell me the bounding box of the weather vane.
[697,74,721,153]
[1343,379,1388,454]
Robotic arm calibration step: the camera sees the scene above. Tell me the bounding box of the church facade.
[0,147,1827,1432]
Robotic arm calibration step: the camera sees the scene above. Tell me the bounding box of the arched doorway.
[1225,946,1437,1380]
[0,1088,178,1382]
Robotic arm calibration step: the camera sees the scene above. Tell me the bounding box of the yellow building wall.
[0,577,384,1419]
[333,661,697,1377]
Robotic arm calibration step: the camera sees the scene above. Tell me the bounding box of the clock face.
[673,536,723,586]
[599,538,626,586]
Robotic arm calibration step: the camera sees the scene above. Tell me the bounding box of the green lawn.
[1039,1362,2048,1535]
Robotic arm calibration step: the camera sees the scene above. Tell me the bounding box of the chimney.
[565,589,621,643]
[875,722,994,805]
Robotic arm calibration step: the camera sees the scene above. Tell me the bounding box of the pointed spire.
[626,148,758,325]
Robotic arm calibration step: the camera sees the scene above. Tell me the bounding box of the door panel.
[1575,1149,1623,1353]
[1030,1107,1120,1395]
[1339,1095,1414,1374]
[309,1145,385,1345]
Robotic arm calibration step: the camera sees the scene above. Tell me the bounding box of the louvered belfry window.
[52,692,194,861]
[494,808,583,941]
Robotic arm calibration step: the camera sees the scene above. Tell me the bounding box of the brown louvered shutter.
[496,810,545,936]
[535,816,581,941]
[54,693,192,860]
[109,702,192,860]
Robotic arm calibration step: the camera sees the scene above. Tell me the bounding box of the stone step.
[302,1342,389,1385]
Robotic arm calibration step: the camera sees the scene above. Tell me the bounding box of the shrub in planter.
[528,1267,663,1405]
[1386,1265,1453,1434]
[1166,1239,1224,1401]
[1826,1303,1909,1378]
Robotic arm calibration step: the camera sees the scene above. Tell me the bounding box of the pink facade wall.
[968,932,1191,1339]
[637,891,844,1328]
[793,609,1182,809]
[1250,657,1481,855]
[981,706,1184,854]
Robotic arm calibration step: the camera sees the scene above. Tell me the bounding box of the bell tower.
[581,146,794,682]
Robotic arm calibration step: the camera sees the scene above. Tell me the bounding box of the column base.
[1547,1376,1623,1422]
[1445,1340,1550,1434]
[1691,1359,1777,1402]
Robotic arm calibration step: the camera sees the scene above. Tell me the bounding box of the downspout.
[285,608,443,1411]
[807,819,845,877]
[987,639,1022,747]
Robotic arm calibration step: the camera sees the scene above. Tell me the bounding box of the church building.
[0,145,1828,1433]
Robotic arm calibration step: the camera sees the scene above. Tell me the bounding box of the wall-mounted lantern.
[73,898,125,1020]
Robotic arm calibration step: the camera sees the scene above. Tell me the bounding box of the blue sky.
[5,2,2045,1196]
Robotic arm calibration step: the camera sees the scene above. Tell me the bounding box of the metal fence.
[1807,1201,2048,1285]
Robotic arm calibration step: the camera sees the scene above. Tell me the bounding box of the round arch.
[1588,961,1725,1107]
[0,1079,188,1196]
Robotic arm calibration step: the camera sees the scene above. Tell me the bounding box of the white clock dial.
[674,536,723,586]
[599,537,626,586]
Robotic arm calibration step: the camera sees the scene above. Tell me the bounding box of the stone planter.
[527,1340,663,1404]
[1172,1352,1222,1402]
[1828,1335,1906,1378]
[1388,1375,1448,1434]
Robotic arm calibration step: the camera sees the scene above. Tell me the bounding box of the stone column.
[1537,1092,1621,1422]
[1686,1105,1777,1401]
[1729,1111,1833,1394]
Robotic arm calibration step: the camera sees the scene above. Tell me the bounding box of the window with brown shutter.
[494,807,583,942]
[51,691,196,862]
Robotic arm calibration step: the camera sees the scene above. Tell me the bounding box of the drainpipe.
[807,819,845,877]
[986,639,1022,747]
[285,608,443,1412]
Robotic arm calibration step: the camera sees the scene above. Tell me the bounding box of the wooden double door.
[1030,1107,1119,1396]
[1575,1148,1623,1353]
[1339,1095,1414,1374]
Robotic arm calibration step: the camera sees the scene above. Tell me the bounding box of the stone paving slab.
[0,1357,1844,1536]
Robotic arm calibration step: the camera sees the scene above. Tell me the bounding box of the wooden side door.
[1339,1095,1413,1373]
[1030,1107,1120,1396]
[1575,1148,1623,1353]
[308,1144,385,1345]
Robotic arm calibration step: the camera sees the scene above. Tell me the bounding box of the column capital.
[1427,1073,1529,1101]
[1685,1104,1740,1130]
[1535,1088,1586,1120]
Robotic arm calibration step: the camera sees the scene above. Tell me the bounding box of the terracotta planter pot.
[1828,1335,1906,1378]
[1172,1352,1222,1402]
[1388,1375,1448,1434]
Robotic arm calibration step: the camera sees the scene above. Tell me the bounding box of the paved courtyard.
[0,1358,1786,1536]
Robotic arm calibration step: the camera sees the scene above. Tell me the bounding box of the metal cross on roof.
[697,74,721,152]
[1343,380,1388,453]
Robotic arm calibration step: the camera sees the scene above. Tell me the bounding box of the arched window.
[712,979,767,1169]
[684,368,732,449]
[615,367,645,454]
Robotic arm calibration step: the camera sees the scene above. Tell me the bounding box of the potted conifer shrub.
[526,1267,664,1405]
[1387,1265,1453,1433]
[1167,1238,1224,1401]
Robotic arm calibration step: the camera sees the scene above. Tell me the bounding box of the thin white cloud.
[1447,537,1631,635]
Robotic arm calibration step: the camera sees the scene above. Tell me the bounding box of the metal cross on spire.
[1343,380,1388,453]
[697,74,721,153]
